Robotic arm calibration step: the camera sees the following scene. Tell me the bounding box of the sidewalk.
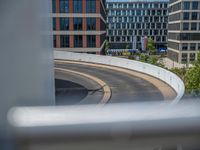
[162,57,192,69]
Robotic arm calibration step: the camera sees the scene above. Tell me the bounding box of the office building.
[106,0,169,50]
[168,0,200,64]
[52,0,107,54]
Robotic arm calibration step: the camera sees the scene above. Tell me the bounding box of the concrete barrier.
[54,51,185,103]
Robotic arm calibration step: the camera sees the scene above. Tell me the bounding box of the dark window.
[191,23,197,30]
[183,23,189,30]
[190,43,196,50]
[60,0,69,13]
[60,18,69,30]
[52,0,56,13]
[192,1,198,10]
[73,0,82,13]
[190,53,195,61]
[87,18,96,30]
[53,35,56,48]
[86,0,96,13]
[53,18,56,30]
[74,35,82,47]
[182,53,187,63]
[183,1,190,10]
[87,35,96,47]
[136,23,141,29]
[60,35,69,48]
[182,43,188,51]
[183,12,190,20]
[74,18,82,30]
[116,36,120,42]
[191,12,197,20]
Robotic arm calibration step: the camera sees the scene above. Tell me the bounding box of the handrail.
[8,101,200,150]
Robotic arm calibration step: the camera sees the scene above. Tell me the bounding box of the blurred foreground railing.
[8,101,200,150]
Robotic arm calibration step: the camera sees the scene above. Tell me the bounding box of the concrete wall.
[55,51,185,103]
[0,0,55,139]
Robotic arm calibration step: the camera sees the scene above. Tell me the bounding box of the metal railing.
[8,100,200,150]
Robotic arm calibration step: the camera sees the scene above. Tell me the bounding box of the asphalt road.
[55,62,171,104]
[55,69,105,105]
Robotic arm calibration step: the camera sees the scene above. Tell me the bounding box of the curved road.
[55,61,176,104]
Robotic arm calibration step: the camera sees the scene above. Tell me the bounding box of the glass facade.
[87,35,96,47]
[87,18,96,30]
[60,35,70,48]
[73,0,82,13]
[74,35,83,47]
[86,0,96,13]
[107,1,168,49]
[60,0,69,13]
[60,18,69,30]
[74,18,82,30]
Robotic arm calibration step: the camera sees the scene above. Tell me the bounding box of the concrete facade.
[168,0,200,64]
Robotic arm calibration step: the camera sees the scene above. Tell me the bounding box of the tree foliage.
[105,40,110,55]
[184,52,200,96]
[125,44,130,49]
[170,52,200,96]
[147,37,156,55]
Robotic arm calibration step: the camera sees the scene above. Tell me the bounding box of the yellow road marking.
[55,68,111,104]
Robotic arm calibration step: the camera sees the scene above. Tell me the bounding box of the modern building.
[52,0,107,54]
[106,0,169,50]
[168,0,200,64]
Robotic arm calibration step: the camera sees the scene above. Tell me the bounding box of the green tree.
[147,37,156,55]
[125,44,130,49]
[139,53,149,62]
[147,56,158,65]
[185,52,200,96]
[105,40,110,55]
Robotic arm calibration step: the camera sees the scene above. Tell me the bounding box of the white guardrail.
[54,51,185,103]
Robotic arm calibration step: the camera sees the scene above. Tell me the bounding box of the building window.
[183,1,190,10]
[74,35,82,47]
[190,43,196,50]
[191,23,197,30]
[190,53,195,62]
[53,18,56,30]
[182,43,188,51]
[87,18,96,30]
[73,0,82,13]
[192,1,199,10]
[116,36,120,42]
[86,0,96,13]
[74,18,82,30]
[60,35,70,48]
[53,35,56,48]
[52,0,56,13]
[87,35,96,47]
[191,12,197,20]
[60,18,69,30]
[60,0,69,13]
[182,53,187,63]
[118,30,122,36]
[183,12,190,20]
[183,23,189,30]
